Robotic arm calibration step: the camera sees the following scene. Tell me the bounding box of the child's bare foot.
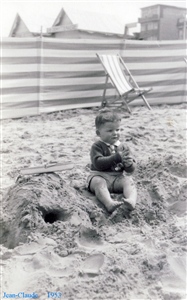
[122,198,136,211]
[107,201,123,213]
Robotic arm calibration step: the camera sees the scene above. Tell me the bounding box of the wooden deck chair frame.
[96,53,152,113]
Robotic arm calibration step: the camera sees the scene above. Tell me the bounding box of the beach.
[1,104,187,300]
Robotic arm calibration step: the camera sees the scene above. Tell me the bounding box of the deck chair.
[96,53,152,113]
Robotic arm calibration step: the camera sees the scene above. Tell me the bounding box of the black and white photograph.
[1,1,187,299]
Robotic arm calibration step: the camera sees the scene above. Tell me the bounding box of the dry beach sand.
[1,104,187,300]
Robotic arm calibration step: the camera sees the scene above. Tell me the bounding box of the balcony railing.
[139,14,159,23]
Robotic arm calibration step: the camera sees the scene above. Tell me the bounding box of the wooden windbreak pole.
[38,26,43,115]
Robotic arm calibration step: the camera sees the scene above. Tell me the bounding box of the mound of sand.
[1,104,187,300]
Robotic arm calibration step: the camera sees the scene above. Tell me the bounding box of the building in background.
[9,13,35,37]
[47,8,125,39]
[139,4,187,40]
[9,8,125,40]
[177,16,187,40]
[9,5,187,41]
[124,22,141,39]
[9,13,52,37]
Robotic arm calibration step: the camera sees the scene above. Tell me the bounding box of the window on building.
[142,7,159,18]
[142,22,158,31]
[153,22,158,29]
[147,22,158,30]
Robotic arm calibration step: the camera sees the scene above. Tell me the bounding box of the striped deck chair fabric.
[98,55,133,96]
[96,53,152,113]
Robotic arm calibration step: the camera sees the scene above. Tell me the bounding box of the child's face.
[96,121,121,145]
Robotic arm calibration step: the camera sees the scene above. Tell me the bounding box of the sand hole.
[42,209,71,224]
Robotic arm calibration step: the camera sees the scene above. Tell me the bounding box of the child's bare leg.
[114,176,137,210]
[122,177,137,209]
[90,176,123,213]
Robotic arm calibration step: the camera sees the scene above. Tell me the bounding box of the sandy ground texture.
[1,104,187,300]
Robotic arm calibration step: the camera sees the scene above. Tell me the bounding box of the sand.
[1,104,187,300]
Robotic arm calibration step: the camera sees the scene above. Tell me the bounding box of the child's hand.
[123,156,134,167]
[119,146,130,161]
[119,146,134,167]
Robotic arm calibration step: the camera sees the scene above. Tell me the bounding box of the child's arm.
[118,145,136,173]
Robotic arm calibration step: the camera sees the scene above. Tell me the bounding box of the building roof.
[9,11,56,36]
[52,8,125,35]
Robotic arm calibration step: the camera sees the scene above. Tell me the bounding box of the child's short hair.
[95,109,121,129]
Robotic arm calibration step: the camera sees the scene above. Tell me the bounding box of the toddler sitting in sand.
[87,109,137,213]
